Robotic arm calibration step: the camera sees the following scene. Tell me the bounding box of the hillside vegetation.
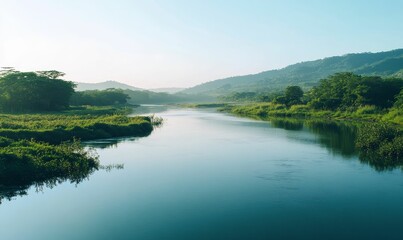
[183,49,403,95]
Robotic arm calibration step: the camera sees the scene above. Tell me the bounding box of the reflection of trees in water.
[269,118,357,158]
[270,119,303,131]
[83,137,140,149]
[305,120,357,158]
[0,168,96,204]
[358,153,403,172]
[266,118,401,171]
[0,164,123,204]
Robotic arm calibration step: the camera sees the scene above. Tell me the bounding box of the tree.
[0,67,17,77]
[285,86,303,105]
[36,70,66,79]
[0,71,75,112]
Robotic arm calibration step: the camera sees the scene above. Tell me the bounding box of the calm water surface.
[1,106,402,240]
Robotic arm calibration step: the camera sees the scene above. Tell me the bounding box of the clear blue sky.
[1,0,402,88]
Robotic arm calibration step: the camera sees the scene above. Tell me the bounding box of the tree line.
[70,89,129,106]
[0,69,130,112]
[222,72,403,111]
[1,69,401,113]
[307,72,402,110]
[0,69,74,111]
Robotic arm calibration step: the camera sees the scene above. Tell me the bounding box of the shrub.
[355,105,378,115]
[356,123,402,169]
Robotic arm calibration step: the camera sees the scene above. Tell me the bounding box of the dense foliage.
[219,91,280,102]
[273,86,304,106]
[224,73,402,122]
[308,73,402,110]
[356,123,402,170]
[70,89,129,106]
[393,90,403,109]
[0,70,75,112]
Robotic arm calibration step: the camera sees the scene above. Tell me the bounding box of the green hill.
[182,49,403,95]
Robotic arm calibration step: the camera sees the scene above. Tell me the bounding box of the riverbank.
[220,103,402,126]
[220,103,402,166]
[0,106,155,144]
[0,106,157,191]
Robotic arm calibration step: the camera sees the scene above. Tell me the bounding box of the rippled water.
[1,106,402,240]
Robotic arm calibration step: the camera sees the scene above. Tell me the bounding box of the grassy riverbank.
[0,138,99,186]
[0,106,156,192]
[221,103,402,125]
[0,106,154,144]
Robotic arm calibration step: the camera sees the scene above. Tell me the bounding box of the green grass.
[0,138,99,186]
[221,103,401,125]
[0,106,154,144]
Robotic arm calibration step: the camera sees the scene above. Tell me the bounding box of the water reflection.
[256,117,401,171]
[254,117,358,158]
[270,119,303,131]
[304,120,357,158]
[131,104,170,115]
[83,137,140,149]
[0,163,124,204]
[0,168,96,204]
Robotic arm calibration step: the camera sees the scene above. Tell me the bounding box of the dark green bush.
[356,123,402,169]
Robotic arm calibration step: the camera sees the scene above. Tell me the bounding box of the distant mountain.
[123,89,215,104]
[149,87,185,94]
[75,80,143,91]
[75,81,214,103]
[182,49,403,95]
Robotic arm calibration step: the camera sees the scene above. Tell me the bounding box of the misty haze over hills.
[75,81,184,94]
[75,80,143,92]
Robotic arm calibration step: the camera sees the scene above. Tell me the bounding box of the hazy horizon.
[1,0,403,88]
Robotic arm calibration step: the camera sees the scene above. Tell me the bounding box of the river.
[1,106,402,240]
